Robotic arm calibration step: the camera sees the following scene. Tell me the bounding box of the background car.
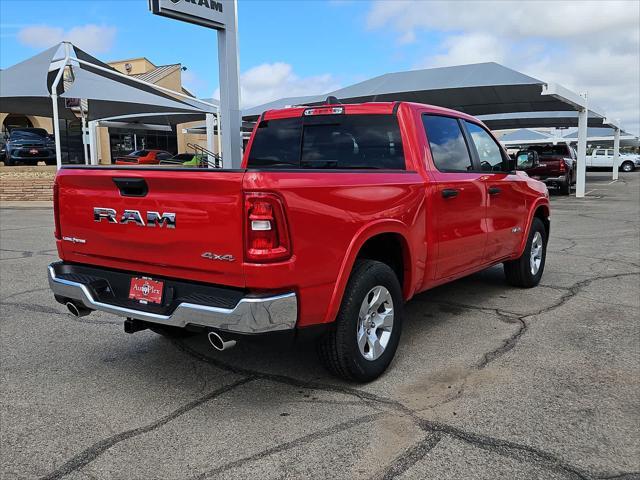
[588,148,639,172]
[114,149,173,165]
[3,128,56,166]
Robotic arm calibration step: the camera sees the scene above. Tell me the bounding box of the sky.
[1,0,639,134]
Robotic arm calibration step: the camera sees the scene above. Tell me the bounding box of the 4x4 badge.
[202,252,235,262]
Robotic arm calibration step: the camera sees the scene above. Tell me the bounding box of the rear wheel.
[317,259,403,382]
[620,161,634,173]
[559,175,571,195]
[504,217,547,288]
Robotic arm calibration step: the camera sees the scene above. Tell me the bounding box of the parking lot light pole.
[612,125,620,181]
[575,92,588,198]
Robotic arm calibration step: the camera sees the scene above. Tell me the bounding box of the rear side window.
[464,121,507,172]
[422,115,472,172]
[248,114,405,170]
[248,118,302,168]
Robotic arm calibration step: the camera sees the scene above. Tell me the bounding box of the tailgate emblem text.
[202,252,235,262]
[94,208,176,229]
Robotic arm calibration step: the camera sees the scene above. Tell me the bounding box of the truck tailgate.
[55,168,245,287]
[528,157,565,178]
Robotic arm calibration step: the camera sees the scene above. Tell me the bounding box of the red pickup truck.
[49,101,550,381]
[517,144,577,195]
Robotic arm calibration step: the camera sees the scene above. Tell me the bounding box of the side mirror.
[516,151,539,170]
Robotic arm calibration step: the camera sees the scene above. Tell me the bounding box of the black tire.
[149,325,198,338]
[559,176,571,195]
[317,259,403,382]
[504,217,547,288]
[620,161,634,173]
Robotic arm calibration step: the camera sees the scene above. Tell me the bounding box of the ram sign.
[149,0,231,30]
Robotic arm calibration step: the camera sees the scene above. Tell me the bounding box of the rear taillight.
[559,160,567,172]
[53,181,61,240]
[244,192,291,263]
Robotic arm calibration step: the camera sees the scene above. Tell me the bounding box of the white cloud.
[367,0,640,134]
[428,33,508,67]
[214,62,340,109]
[17,24,116,53]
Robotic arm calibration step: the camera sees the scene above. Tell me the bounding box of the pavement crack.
[597,473,640,480]
[170,338,414,416]
[0,301,66,316]
[374,433,442,480]
[477,271,639,370]
[0,287,50,302]
[39,376,255,480]
[420,419,593,480]
[530,271,639,318]
[476,316,527,369]
[191,412,386,480]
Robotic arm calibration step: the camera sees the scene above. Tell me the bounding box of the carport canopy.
[478,111,610,130]
[0,42,217,168]
[243,61,625,195]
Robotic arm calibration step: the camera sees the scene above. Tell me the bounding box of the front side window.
[248,114,405,170]
[422,115,473,172]
[465,121,506,172]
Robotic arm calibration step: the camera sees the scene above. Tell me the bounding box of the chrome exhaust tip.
[208,331,236,351]
[65,301,91,317]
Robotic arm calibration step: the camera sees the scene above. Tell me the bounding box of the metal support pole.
[612,126,620,181]
[50,42,71,170]
[575,94,588,198]
[51,95,63,170]
[216,107,222,157]
[206,113,216,166]
[88,120,98,165]
[216,0,242,169]
[80,109,89,165]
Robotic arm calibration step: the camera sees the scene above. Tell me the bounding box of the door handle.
[441,188,459,199]
[488,186,501,195]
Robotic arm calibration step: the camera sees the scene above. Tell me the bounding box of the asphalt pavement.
[1,172,638,480]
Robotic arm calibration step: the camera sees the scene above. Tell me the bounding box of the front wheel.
[504,217,547,288]
[317,260,403,382]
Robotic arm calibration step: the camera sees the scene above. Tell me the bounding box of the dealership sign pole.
[149,0,242,169]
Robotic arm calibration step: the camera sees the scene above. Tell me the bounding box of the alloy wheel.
[530,231,543,275]
[356,286,394,361]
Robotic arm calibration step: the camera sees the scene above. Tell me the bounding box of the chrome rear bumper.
[48,264,297,334]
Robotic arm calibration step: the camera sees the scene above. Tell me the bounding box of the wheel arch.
[323,221,415,324]
[516,200,551,257]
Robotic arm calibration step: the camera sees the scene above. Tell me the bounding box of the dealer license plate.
[129,277,164,304]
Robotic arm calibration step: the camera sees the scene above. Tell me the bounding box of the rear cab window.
[247,113,405,170]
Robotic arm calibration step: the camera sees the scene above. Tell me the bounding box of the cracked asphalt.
[1,171,639,480]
